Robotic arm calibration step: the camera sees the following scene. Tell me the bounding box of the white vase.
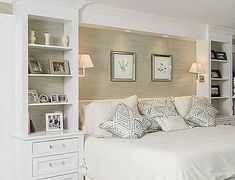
[29,30,36,44]
[44,33,50,45]
[62,35,69,47]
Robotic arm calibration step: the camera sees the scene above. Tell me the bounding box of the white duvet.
[85,126,235,180]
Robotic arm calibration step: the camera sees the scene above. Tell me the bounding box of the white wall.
[0,13,13,180]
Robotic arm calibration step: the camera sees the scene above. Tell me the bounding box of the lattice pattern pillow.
[185,96,218,127]
[99,103,150,139]
[138,97,178,131]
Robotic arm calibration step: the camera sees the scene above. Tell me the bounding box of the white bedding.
[85,126,235,180]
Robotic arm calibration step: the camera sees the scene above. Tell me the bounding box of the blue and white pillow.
[99,103,150,139]
[185,96,218,127]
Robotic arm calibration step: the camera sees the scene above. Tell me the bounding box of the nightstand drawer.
[33,153,78,177]
[40,173,78,180]
[33,138,79,155]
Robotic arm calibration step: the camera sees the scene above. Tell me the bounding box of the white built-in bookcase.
[197,27,233,118]
[13,0,79,138]
[210,40,232,116]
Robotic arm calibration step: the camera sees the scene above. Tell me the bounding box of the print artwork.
[111,51,136,81]
[151,54,172,81]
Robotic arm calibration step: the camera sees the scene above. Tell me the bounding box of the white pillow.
[175,96,209,117]
[174,96,192,117]
[83,95,138,137]
[155,115,189,132]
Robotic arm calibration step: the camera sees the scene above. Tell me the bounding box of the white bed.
[85,126,235,180]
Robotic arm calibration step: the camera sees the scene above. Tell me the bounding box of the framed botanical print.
[111,51,136,82]
[151,54,172,81]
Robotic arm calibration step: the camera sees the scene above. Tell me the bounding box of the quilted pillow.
[138,97,178,131]
[185,96,218,127]
[99,103,150,139]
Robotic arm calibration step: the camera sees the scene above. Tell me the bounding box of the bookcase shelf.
[28,74,74,77]
[28,43,73,51]
[28,102,72,106]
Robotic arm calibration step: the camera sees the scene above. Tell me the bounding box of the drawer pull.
[49,163,52,167]
[62,144,66,148]
[49,145,53,149]
[62,161,65,166]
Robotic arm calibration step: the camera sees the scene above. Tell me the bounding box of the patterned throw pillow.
[138,97,178,131]
[99,103,150,139]
[185,96,218,127]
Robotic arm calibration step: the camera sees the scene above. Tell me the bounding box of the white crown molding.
[80,3,207,40]
[14,0,90,9]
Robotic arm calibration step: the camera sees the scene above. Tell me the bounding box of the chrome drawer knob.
[49,145,52,149]
[49,163,52,167]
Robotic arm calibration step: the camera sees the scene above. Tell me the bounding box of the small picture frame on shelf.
[151,54,172,81]
[211,70,222,78]
[110,51,136,82]
[39,94,49,103]
[45,112,63,132]
[49,59,70,75]
[50,94,59,103]
[28,58,43,74]
[211,50,216,59]
[211,85,221,97]
[28,90,40,104]
[58,94,67,102]
[214,52,227,60]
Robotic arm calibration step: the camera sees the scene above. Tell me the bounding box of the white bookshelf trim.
[28,74,74,77]
[28,102,72,106]
[211,78,229,81]
[211,96,229,100]
[28,44,73,51]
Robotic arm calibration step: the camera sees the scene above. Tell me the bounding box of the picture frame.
[110,51,136,82]
[28,90,40,104]
[39,94,49,103]
[49,59,70,75]
[214,52,227,60]
[45,112,63,132]
[211,70,222,78]
[211,85,221,97]
[58,94,67,102]
[211,50,216,59]
[50,94,59,103]
[28,58,43,74]
[151,54,172,81]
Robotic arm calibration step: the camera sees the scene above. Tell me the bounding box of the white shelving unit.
[196,27,234,118]
[210,40,232,116]
[13,1,85,180]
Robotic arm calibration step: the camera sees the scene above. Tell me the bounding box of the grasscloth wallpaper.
[0,3,12,14]
[79,26,196,100]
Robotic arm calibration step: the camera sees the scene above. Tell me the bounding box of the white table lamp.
[189,62,205,80]
[79,54,94,77]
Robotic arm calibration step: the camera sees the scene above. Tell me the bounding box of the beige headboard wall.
[79,26,196,100]
[0,3,12,14]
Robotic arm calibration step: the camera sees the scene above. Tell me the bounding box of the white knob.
[62,144,66,148]
[49,163,52,167]
[62,161,65,166]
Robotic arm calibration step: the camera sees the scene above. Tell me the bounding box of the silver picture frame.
[111,51,136,82]
[151,54,172,81]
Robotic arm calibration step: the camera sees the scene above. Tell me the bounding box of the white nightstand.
[13,131,85,180]
[216,116,235,126]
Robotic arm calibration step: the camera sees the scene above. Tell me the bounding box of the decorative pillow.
[155,115,189,132]
[138,97,178,132]
[185,96,218,127]
[174,96,210,118]
[83,95,138,137]
[99,103,150,139]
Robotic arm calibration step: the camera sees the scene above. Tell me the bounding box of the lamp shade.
[79,54,94,68]
[189,62,205,74]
